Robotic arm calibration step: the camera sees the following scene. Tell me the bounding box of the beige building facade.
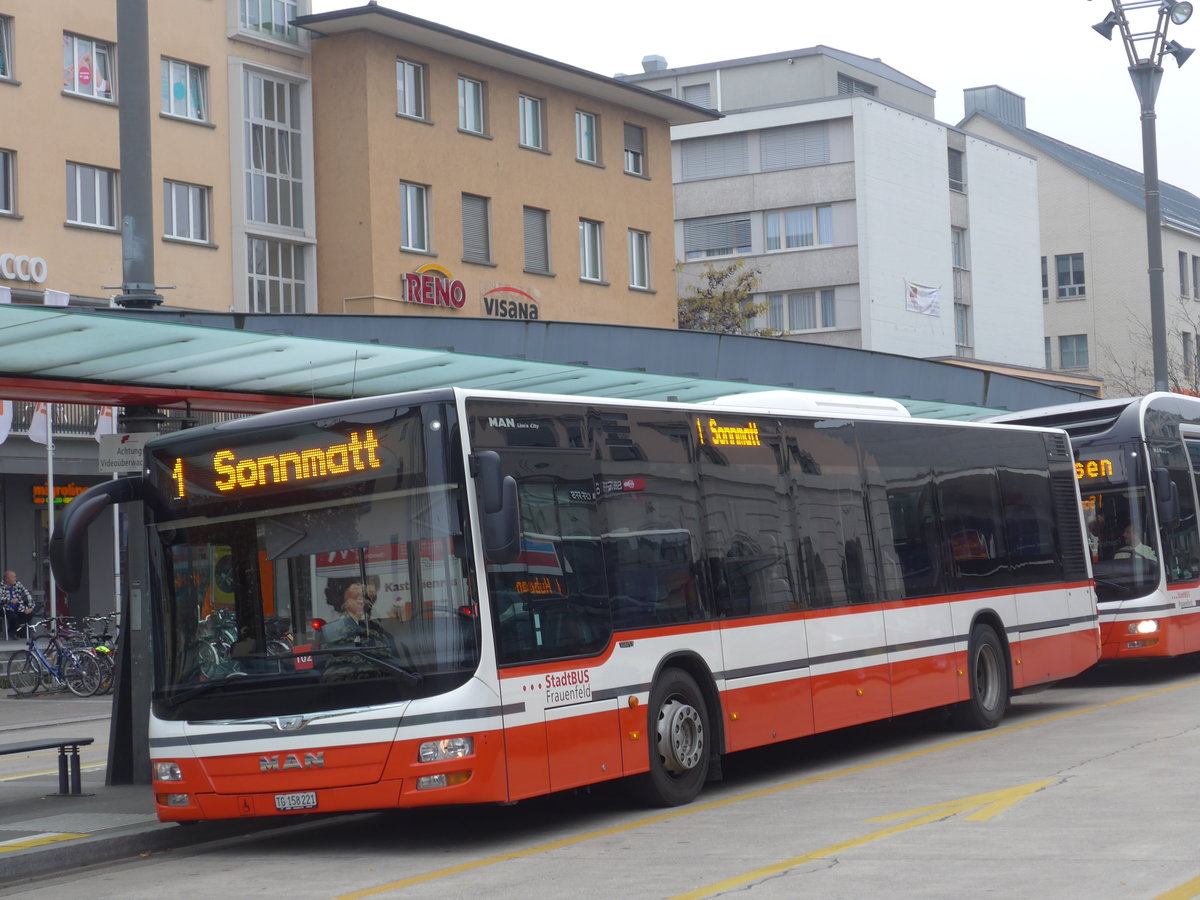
[0,0,315,311]
[300,6,713,328]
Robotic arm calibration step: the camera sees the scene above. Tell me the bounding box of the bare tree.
[1096,295,1200,396]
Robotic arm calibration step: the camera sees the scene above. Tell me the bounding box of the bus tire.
[952,623,1008,730]
[636,668,711,807]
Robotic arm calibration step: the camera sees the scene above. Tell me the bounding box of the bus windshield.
[148,409,479,720]
[1077,442,1160,602]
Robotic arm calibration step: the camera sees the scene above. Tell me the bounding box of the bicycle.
[6,619,102,697]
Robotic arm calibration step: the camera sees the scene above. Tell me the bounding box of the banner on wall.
[904,280,941,317]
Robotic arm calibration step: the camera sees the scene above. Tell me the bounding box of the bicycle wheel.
[62,650,102,697]
[6,650,45,695]
[93,650,115,695]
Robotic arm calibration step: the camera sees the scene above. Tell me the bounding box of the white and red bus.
[53,388,1099,821]
[994,393,1200,659]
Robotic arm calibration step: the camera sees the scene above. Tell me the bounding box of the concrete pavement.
[0,677,295,887]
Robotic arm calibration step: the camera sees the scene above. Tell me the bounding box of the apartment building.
[297,5,714,327]
[621,47,1045,367]
[961,85,1200,393]
[0,0,316,312]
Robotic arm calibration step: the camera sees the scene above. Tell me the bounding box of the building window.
[161,58,208,122]
[1181,251,1190,297]
[1041,256,1049,302]
[579,219,603,282]
[623,124,646,176]
[955,301,972,353]
[518,95,544,149]
[1059,334,1089,369]
[1056,253,1086,298]
[681,133,749,181]
[400,182,429,252]
[760,123,829,171]
[239,0,299,43]
[66,162,117,228]
[458,76,485,134]
[682,83,711,108]
[684,214,751,260]
[952,227,968,269]
[765,206,832,251]
[0,16,13,79]
[948,148,966,192]
[576,111,599,163]
[1045,337,1052,369]
[837,73,877,96]
[247,236,305,313]
[163,180,210,243]
[244,71,303,229]
[523,206,550,274]
[1185,332,1195,384]
[63,34,113,101]
[765,289,836,332]
[628,229,650,289]
[1194,255,1200,299]
[461,193,491,263]
[0,149,13,215]
[396,59,426,119]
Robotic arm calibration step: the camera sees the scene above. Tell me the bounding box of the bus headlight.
[157,793,191,807]
[153,761,183,782]
[418,737,474,762]
[416,772,472,790]
[1128,619,1159,635]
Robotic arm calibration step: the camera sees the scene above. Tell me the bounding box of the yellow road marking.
[1156,874,1200,900]
[0,762,107,783]
[0,833,88,854]
[672,780,1055,900]
[335,677,1200,899]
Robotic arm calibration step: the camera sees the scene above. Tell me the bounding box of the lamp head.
[1093,11,1121,39]
[1164,1,1193,25]
[1164,39,1195,65]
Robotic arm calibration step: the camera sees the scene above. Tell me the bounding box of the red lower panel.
[889,653,958,717]
[811,662,891,733]
[546,704,623,791]
[721,677,813,753]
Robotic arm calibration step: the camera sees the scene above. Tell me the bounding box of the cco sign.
[0,253,48,284]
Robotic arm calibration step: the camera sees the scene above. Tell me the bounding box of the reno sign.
[402,264,467,310]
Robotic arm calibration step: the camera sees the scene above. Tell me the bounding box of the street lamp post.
[1093,0,1194,393]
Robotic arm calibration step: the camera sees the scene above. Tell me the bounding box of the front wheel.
[6,650,44,695]
[63,650,102,697]
[635,668,712,807]
[951,623,1009,729]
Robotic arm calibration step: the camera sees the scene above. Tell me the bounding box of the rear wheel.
[635,668,712,807]
[6,650,44,695]
[951,623,1008,729]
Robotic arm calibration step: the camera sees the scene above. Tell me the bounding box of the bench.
[0,737,95,795]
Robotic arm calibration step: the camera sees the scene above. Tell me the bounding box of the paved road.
[6,658,1200,899]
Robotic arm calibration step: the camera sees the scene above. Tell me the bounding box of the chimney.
[963,86,1027,128]
[642,54,668,73]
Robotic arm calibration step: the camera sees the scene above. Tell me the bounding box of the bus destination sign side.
[694,417,762,447]
[99,432,156,473]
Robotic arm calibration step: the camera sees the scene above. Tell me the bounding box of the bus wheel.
[639,668,710,807]
[952,623,1008,730]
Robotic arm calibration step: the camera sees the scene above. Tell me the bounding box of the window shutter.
[462,194,490,262]
[682,83,711,108]
[760,123,829,171]
[683,215,751,256]
[681,133,749,180]
[523,206,549,272]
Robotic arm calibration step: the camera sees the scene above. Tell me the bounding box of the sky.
[308,0,1200,197]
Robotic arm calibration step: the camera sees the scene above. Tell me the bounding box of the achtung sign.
[98,432,155,473]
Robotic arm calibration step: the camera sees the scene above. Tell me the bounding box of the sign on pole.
[98,432,155,473]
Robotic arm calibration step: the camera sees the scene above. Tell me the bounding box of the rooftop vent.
[642,54,668,73]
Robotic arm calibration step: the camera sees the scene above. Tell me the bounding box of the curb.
[0,814,314,887]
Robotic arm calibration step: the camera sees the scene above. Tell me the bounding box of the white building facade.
[623,47,1045,367]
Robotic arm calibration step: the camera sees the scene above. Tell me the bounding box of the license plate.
[274,791,317,811]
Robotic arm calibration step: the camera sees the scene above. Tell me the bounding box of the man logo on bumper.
[260,752,325,772]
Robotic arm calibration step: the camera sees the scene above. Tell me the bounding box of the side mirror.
[1153,467,1180,527]
[471,451,520,563]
